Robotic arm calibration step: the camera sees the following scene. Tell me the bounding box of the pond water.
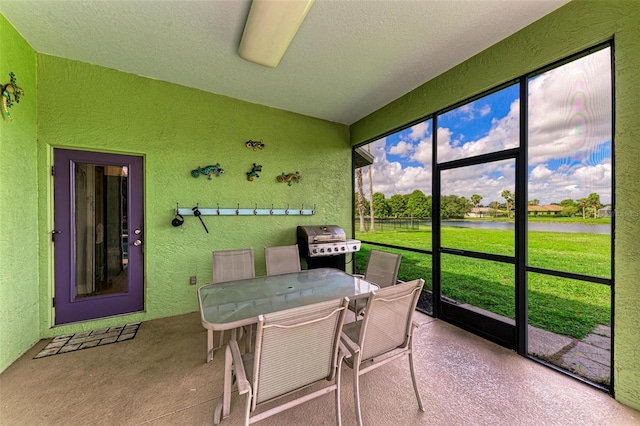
[439,220,610,235]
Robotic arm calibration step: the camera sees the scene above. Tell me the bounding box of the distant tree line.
[354,190,607,220]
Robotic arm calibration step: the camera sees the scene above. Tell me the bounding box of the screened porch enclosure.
[353,44,613,389]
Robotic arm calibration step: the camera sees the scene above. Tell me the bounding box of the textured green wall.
[351,0,640,410]
[0,15,39,372]
[35,55,351,338]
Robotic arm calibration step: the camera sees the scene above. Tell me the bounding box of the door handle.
[133,239,142,246]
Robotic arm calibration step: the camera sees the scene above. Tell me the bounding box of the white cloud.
[409,137,432,165]
[359,48,612,205]
[437,99,520,163]
[388,141,414,157]
[528,48,612,166]
[448,101,492,121]
[408,121,429,141]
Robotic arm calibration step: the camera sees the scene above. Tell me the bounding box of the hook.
[192,205,208,233]
[216,203,220,216]
[285,203,290,215]
[254,204,258,215]
[300,203,304,215]
[175,202,179,215]
[312,204,316,215]
[236,203,240,215]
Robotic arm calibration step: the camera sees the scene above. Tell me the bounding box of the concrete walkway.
[459,302,611,386]
[529,324,611,385]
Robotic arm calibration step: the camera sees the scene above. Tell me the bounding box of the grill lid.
[297,225,346,243]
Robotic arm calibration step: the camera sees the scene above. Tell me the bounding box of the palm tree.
[501,190,515,219]
[367,145,375,231]
[490,201,500,217]
[588,193,601,219]
[356,168,366,232]
[471,194,483,217]
[577,197,589,220]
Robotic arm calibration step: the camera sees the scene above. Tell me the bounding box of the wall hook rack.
[176,203,315,217]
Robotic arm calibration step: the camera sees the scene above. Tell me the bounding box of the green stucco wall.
[0,15,39,372]
[35,55,351,338]
[350,0,640,410]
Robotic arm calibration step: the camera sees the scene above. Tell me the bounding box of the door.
[435,158,518,348]
[53,149,144,324]
[433,83,521,349]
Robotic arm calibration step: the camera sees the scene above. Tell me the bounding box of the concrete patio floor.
[1,311,638,425]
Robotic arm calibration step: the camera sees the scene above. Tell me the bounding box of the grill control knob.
[320,248,325,253]
[341,246,345,251]
[312,249,317,254]
[353,246,358,250]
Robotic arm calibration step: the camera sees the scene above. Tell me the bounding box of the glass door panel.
[441,255,515,320]
[74,163,129,298]
[440,159,515,256]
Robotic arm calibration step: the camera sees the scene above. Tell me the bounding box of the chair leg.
[335,356,344,426]
[213,396,223,425]
[222,344,233,419]
[352,356,363,426]
[408,350,425,411]
[244,390,252,426]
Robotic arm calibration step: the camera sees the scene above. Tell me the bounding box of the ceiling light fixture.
[238,0,315,68]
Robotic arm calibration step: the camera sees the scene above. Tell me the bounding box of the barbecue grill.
[297,225,361,271]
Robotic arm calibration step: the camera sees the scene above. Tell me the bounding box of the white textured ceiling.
[0,0,569,125]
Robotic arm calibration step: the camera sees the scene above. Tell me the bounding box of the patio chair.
[341,279,425,426]
[214,297,350,425]
[213,248,255,284]
[264,244,301,276]
[349,249,402,316]
[206,248,256,362]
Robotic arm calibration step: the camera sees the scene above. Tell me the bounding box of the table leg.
[207,329,214,363]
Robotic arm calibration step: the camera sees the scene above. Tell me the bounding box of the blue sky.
[361,47,612,206]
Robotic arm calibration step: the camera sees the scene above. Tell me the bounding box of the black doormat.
[34,323,140,359]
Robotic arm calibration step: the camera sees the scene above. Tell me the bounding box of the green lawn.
[355,226,611,339]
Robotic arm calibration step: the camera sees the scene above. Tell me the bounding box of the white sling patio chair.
[214,297,350,425]
[349,249,402,316]
[206,248,256,362]
[213,248,255,284]
[264,244,301,276]
[341,279,425,426]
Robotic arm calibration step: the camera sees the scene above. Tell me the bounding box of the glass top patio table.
[198,267,378,331]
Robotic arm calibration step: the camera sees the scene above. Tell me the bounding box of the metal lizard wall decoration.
[277,172,302,186]
[1,73,24,121]
[191,164,225,180]
[246,163,262,181]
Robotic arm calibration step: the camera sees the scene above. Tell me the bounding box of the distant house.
[528,204,563,216]
[599,206,613,217]
[467,207,493,218]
